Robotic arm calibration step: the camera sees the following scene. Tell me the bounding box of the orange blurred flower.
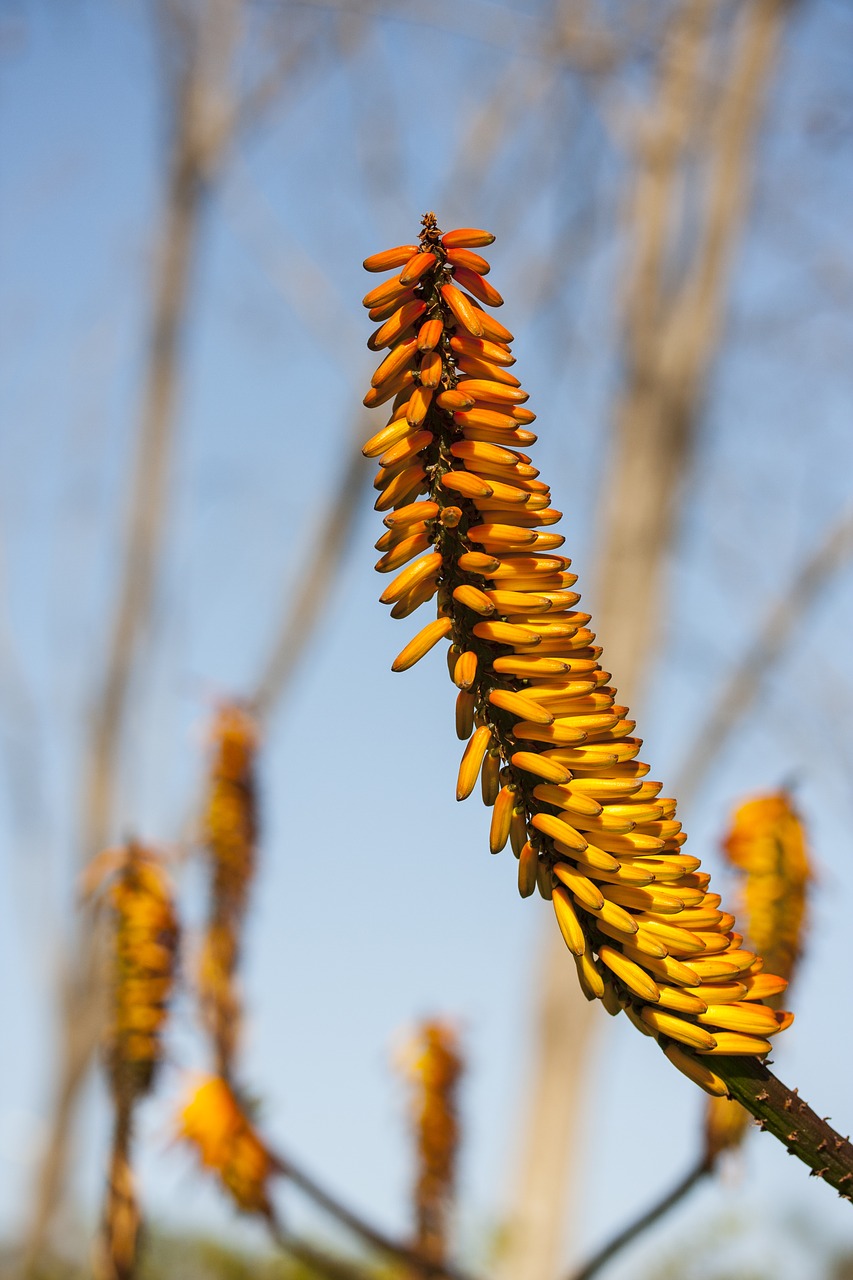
[723,790,812,985]
[199,703,259,1074]
[178,1075,275,1214]
[398,1020,463,1263]
[87,842,179,1098]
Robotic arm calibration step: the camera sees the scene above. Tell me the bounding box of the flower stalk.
[360,214,853,1200]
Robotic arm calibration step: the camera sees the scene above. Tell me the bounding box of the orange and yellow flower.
[398,1021,463,1263]
[87,842,179,1097]
[204,703,258,916]
[178,1075,275,1214]
[199,703,259,1075]
[361,214,792,1096]
[705,791,811,1156]
[722,791,811,985]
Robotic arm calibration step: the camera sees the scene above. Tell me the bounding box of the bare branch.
[676,507,853,806]
[22,3,244,1265]
[271,1148,483,1280]
[597,0,791,706]
[252,427,370,717]
[567,1156,711,1280]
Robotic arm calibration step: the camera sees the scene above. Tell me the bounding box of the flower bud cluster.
[362,214,792,1094]
[178,1075,274,1213]
[705,791,811,1152]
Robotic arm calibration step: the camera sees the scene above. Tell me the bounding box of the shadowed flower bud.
[361,213,792,1094]
[178,1075,275,1214]
[397,1020,464,1265]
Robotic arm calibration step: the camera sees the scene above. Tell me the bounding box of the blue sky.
[2,0,853,1273]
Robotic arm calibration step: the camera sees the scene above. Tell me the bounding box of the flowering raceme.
[722,791,811,984]
[204,702,258,917]
[198,703,259,1076]
[361,213,792,1097]
[705,791,811,1157]
[86,842,180,1097]
[86,843,179,1280]
[398,1020,463,1263]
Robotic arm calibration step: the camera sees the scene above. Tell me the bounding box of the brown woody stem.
[271,1147,482,1280]
[568,1155,711,1280]
[713,1057,853,1200]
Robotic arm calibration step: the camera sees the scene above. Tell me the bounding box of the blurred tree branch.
[251,428,370,718]
[676,505,853,806]
[268,1146,481,1280]
[22,2,246,1267]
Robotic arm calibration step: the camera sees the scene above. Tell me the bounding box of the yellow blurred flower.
[87,842,179,1097]
[398,1020,463,1263]
[178,1075,275,1214]
[199,703,259,1074]
[723,791,812,985]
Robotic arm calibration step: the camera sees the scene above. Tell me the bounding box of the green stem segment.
[715,1057,853,1199]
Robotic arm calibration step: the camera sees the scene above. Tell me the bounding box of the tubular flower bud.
[178,1075,275,1214]
[704,791,812,1156]
[86,842,179,1098]
[397,1020,464,1265]
[361,213,793,1087]
[200,703,259,1076]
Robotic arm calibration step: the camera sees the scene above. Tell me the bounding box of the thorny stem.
[568,1059,853,1279]
[568,1155,711,1280]
[714,1057,853,1200]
